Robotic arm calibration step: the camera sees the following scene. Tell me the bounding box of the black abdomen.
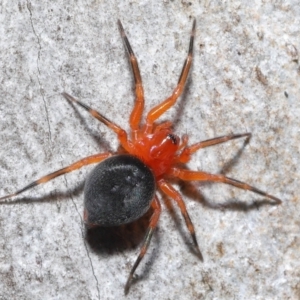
[84,155,156,226]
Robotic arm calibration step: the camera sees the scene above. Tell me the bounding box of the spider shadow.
[85,208,160,287]
[172,76,193,130]
[85,206,160,289]
[65,98,112,152]
[85,208,154,255]
[164,179,279,262]
[150,71,193,131]
[164,138,280,260]
[2,178,159,289]
[218,134,251,175]
[1,180,85,205]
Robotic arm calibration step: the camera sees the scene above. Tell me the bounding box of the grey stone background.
[0,1,299,299]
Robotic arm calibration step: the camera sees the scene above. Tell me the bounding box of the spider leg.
[145,19,196,130]
[62,92,132,152]
[177,133,251,163]
[125,195,161,295]
[178,134,189,151]
[118,20,144,136]
[153,121,173,133]
[169,167,282,204]
[0,152,111,201]
[158,179,203,260]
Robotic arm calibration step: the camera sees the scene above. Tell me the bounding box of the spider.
[0,19,282,294]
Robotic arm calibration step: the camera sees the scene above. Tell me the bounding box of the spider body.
[129,128,180,178]
[0,19,282,294]
[84,154,155,226]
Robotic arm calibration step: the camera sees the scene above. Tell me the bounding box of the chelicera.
[0,20,282,294]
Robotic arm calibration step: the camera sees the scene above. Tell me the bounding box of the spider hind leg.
[0,153,111,201]
[170,168,282,204]
[158,179,203,260]
[125,196,161,295]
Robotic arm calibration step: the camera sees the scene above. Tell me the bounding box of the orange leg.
[169,167,282,204]
[153,121,173,133]
[177,133,251,163]
[0,152,111,201]
[62,92,132,152]
[125,195,161,294]
[158,179,203,260]
[178,134,189,151]
[118,20,144,135]
[145,19,196,130]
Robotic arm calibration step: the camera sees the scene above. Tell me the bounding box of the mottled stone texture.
[0,1,299,299]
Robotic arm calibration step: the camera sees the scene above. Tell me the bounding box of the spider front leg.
[62,92,133,152]
[169,168,282,204]
[177,133,251,163]
[145,19,196,132]
[158,179,203,260]
[125,195,161,294]
[0,153,111,201]
[118,20,145,137]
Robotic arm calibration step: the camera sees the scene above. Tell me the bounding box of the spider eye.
[167,134,178,145]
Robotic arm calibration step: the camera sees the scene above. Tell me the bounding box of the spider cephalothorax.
[0,19,281,294]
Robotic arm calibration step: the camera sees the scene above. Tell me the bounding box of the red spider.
[0,19,281,294]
